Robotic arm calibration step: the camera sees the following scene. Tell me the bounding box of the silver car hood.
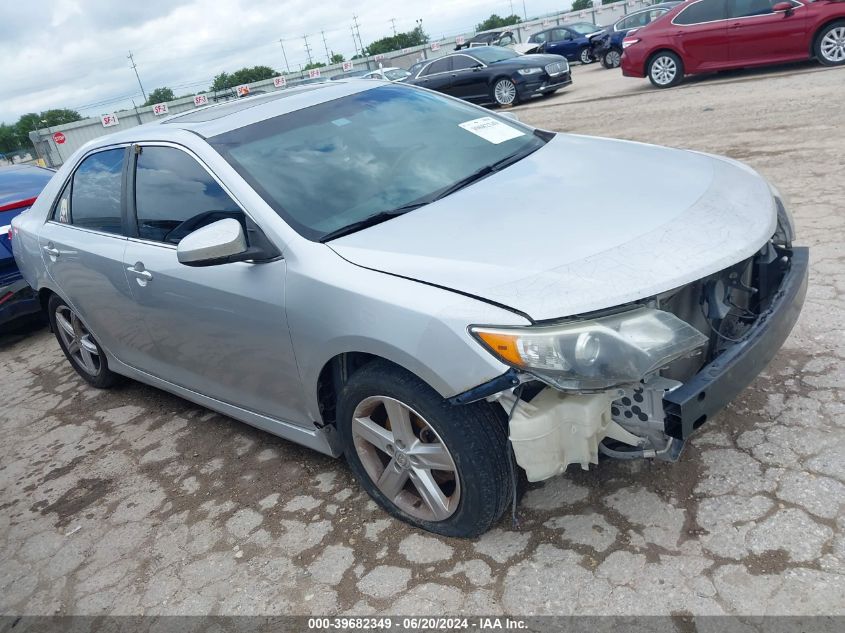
[328,134,776,321]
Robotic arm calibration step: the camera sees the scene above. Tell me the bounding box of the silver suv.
[12,81,807,537]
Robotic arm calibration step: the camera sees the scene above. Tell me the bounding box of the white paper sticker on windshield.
[458,117,525,144]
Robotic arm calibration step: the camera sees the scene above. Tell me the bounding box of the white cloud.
[0,0,570,123]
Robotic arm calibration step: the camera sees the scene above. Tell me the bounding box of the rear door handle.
[43,245,59,258]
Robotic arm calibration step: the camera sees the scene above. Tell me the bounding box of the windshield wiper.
[319,201,429,242]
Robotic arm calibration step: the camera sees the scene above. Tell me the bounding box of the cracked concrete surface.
[2,63,844,616]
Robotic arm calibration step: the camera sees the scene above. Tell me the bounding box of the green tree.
[363,26,428,56]
[0,123,22,154]
[210,65,277,91]
[330,53,345,64]
[304,61,326,70]
[144,87,175,106]
[571,0,593,9]
[476,14,522,31]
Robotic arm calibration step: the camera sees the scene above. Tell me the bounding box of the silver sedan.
[12,81,807,537]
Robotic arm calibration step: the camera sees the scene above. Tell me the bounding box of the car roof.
[83,80,382,146]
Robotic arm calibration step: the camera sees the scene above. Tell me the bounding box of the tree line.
[0,109,82,155]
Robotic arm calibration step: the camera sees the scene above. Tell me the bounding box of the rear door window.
[422,57,452,75]
[64,148,125,234]
[674,0,729,24]
[134,146,242,244]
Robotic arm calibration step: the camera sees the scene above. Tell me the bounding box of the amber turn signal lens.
[474,331,524,366]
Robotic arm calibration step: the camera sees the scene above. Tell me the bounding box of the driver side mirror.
[177,218,268,267]
[772,2,794,14]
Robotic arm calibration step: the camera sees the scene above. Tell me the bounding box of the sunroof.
[164,86,326,124]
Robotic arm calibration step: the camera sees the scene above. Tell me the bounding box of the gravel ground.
[2,62,844,617]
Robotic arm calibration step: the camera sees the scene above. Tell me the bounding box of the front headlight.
[517,67,543,75]
[470,307,707,391]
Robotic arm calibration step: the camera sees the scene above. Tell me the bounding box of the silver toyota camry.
[12,81,807,537]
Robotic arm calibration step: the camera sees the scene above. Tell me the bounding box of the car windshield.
[385,68,410,80]
[210,84,546,241]
[467,46,519,63]
[569,23,601,35]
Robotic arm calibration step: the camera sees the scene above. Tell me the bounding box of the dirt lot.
[2,62,844,617]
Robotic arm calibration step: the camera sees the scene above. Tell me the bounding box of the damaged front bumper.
[450,245,809,481]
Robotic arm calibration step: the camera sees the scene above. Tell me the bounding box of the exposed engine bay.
[492,239,799,482]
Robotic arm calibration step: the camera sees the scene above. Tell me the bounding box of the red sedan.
[620,0,845,87]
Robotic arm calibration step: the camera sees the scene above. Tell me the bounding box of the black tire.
[491,77,519,106]
[48,293,118,389]
[603,48,622,69]
[647,50,684,88]
[337,360,513,537]
[814,21,845,67]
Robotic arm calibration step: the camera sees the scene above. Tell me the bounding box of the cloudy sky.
[0,0,575,124]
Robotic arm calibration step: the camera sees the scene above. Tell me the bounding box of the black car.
[406,46,571,106]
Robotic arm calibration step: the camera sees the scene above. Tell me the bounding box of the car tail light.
[622,38,640,49]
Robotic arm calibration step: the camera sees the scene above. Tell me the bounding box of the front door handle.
[43,244,60,258]
[126,263,153,286]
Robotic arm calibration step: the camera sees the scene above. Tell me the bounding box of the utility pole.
[509,0,514,16]
[279,39,290,72]
[389,18,397,36]
[352,15,365,55]
[127,50,148,103]
[522,0,528,20]
[303,34,313,65]
[350,25,359,56]
[321,30,331,63]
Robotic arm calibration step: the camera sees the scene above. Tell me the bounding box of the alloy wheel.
[651,55,677,86]
[580,48,593,64]
[54,305,101,376]
[351,395,460,521]
[493,79,517,105]
[606,50,621,68]
[820,27,845,63]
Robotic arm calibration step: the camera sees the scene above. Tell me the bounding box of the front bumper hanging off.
[663,247,809,440]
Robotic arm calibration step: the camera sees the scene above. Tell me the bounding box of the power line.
[127,51,148,103]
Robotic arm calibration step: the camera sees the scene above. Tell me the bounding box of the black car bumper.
[518,72,572,99]
[663,246,809,440]
[0,272,40,327]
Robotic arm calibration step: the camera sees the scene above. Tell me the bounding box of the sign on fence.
[431,41,440,51]
[455,36,465,45]
[236,85,250,97]
[152,103,169,116]
[52,132,66,144]
[193,94,209,107]
[273,76,287,88]
[100,114,119,128]
[342,61,354,72]
[308,68,321,79]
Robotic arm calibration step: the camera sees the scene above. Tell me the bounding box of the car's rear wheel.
[815,21,845,66]
[580,48,594,64]
[603,48,622,69]
[648,51,683,88]
[492,78,518,106]
[337,360,512,537]
[48,294,118,389]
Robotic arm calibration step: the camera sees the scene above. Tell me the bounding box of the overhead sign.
[193,94,209,107]
[273,76,287,88]
[152,103,169,116]
[455,36,465,45]
[52,132,66,144]
[342,61,354,72]
[101,114,119,128]
[431,41,441,51]
[308,68,321,79]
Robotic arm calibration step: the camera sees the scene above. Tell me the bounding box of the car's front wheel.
[580,48,594,64]
[492,78,518,106]
[815,21,845,66]
[48,294,118,388]
[603,48,622,69]
[337,361,512,537]
[648,51,684,88]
